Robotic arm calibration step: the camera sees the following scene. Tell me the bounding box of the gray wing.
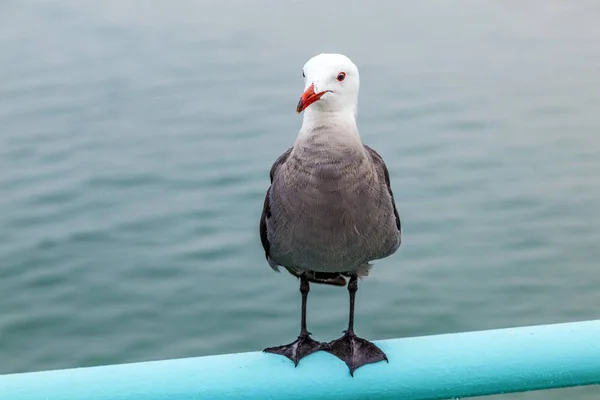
[364,145,401,234]
[259,148,292,271]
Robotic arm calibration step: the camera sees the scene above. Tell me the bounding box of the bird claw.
[325,332,388,376]
[264,334,329,366]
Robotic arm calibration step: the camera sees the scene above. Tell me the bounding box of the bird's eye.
[302,71,305,78]
[336,72,346,82]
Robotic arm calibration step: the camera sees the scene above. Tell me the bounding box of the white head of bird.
[296,53,360,117]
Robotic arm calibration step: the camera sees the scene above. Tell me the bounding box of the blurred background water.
[1,0,600,398]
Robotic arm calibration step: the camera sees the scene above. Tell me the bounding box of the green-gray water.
[1,1,600,399]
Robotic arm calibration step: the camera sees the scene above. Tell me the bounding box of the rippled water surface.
[1,1,600,398]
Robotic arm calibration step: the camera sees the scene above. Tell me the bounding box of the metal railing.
[1,320,600,399]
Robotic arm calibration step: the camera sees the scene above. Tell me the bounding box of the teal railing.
[1,320,600,399]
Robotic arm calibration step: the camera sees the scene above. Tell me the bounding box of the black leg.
[264,276,328,365]
[325,275,388,376]
[299,276,310,336]
[347,274,357,334]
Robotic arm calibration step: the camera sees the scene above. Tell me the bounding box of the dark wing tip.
[260,148,293,269]
[363,145,401,232]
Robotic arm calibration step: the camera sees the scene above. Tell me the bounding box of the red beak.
[296,84,329,113]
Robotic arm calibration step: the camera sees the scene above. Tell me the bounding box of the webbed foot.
[326,331,388,376]
[264,333,328,366]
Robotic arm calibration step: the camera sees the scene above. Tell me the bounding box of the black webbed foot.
[264,333,328,366]
[326,331,388,376]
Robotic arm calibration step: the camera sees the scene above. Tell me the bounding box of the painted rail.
[1,320,600,400]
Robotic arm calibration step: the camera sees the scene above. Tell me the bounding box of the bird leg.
[264,276,328,365]
[326,274,388,376]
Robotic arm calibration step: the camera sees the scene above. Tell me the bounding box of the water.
[1,1,600,398]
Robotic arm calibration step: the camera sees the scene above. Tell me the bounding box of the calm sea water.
[1,1,600,398]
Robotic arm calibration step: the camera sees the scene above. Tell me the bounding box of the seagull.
[259,53,401,376]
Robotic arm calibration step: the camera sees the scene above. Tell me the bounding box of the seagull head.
[296,53,360,114]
